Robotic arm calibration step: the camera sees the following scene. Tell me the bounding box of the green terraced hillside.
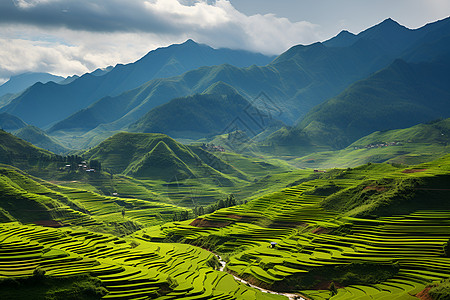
[0,223,285,300]
[140,154,450,299]
[292,118,450,168]
[0,165,189,235]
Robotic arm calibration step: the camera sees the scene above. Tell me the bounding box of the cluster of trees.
[171,194,243,222]
[193,194,243,217]
[172,210,190,222]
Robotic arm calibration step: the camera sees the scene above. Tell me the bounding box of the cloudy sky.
[0,0,449,83]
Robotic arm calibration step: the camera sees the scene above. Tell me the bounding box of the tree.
[217,199,225,209]
[198,206,205,216]
[121,208,125,218]
[227,194,236,207]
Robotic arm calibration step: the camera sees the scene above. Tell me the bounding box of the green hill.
[0,112,27,130]
[129,82,283,139]
[82,132,194,175]
[125,141,195,181]
[0,129,55,165]
[293,118,450,168]
[0,164,188,234]
[299,58,450,147]
[14,125,69,154]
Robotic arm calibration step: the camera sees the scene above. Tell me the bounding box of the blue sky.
[0,0,448,82]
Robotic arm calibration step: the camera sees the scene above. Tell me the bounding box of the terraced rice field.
[0,166,190,234]
[143,156,450,299]
[0,223,286,299]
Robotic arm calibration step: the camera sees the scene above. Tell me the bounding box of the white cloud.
[0,0,323,79]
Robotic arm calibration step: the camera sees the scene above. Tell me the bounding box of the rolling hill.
[82,132,241,183]
[0,129,55,163]
[1,40,274,128]
[146,154,450,299]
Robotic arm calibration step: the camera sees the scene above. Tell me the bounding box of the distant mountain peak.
[366,17,408,33]
[378,17,402,27]
[183,39,198,45]
[323,30,357,47]
[339,30,355,36]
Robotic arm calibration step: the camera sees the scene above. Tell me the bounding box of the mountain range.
[44,17,450,142]
[1,40,274,128]
[0,72,64,98]
[266,51,450,153]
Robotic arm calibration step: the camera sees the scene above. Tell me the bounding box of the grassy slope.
[1,134,449,299]
[0,130,57,172]
[0,223,284,300]
[76,132,296,206]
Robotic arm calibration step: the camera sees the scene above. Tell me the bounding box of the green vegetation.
[1,17,450,300]
[0,223,284,299]
[429,278,450,300]
[1,133,449,299]
[0,273,107,300]
[0,164,189,235]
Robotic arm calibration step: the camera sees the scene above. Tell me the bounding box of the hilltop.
[0,72,64,97]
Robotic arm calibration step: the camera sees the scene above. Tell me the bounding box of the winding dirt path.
[215,254,306,300]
